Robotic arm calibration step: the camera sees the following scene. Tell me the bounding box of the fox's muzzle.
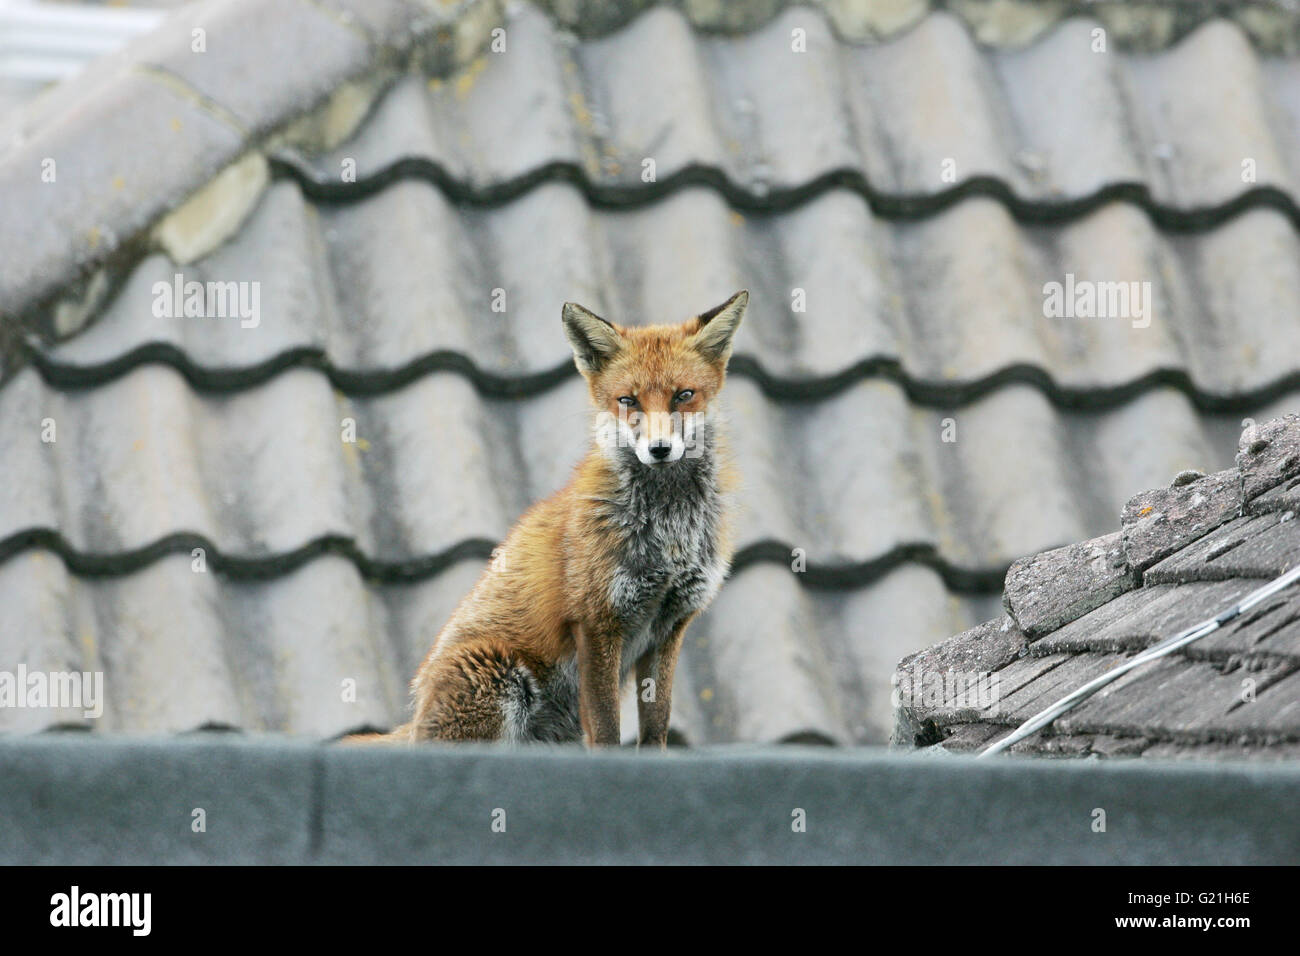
[597,408,702,465]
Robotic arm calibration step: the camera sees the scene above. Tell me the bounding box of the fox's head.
[562,291,748,467]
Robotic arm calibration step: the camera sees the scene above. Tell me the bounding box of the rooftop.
[1,0,1299,747]
[4,735,1299,863]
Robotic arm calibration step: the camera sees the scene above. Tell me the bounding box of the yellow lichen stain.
[454,56,488,100]
[729,211,745,227]
[428,76,444,92]
[699,687,714,702]
[170,117,183,132]
[1139,506,1153,517]
[925,487,947,521]
[341,437,370,468]
[80,630,96,664]
[86,226,101,249]
[131,438,145,452]
[111,175,125,191]
[569,91,592,131]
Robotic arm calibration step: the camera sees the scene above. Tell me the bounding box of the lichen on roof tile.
[1120,465,1241,572]
[1237,412,1300,502]
[1001,530,1136,637]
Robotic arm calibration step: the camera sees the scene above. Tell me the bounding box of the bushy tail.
[339,721,415,745]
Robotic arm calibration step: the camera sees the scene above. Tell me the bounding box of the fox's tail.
[339,721,415,745]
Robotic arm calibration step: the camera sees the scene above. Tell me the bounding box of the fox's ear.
[689,290,748,364]
[562,302,623,376]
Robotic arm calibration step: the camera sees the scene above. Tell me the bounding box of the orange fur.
[344,292,747,748]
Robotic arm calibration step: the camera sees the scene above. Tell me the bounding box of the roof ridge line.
[0,0,506,343]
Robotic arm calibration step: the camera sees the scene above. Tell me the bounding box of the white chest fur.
[608,513,727,675]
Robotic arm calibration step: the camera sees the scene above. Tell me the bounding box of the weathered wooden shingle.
[1238,413,1300,502]
[1002,532,1136,638]
[896,415,1300,758]
[1145,511,1300,585]
[1121,467,1242,572]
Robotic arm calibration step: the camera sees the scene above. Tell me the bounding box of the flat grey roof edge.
[3,736,1297,865]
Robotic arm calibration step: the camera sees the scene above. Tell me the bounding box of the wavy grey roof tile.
[292,5,1300,216]
[0,547,987,743]
[38,176,1300,407]
[5,0,1300,752]
[5,358,1265,586]
[1218,669,1300,734]
[531,0,1300,53]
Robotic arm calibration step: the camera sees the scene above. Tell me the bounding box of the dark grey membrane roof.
[895,413,1300,759]
[2,0,1300,747]
[5,736,1300,864]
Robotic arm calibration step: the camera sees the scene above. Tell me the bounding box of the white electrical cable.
[979,560,1300,758]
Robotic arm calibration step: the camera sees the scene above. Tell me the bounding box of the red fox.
[349,291,748,747]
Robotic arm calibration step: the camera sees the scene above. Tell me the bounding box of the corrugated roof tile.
[7,359,1270,584]
[290,5,1300,215]
[5,0,1300,750]
[40,177,1300,407]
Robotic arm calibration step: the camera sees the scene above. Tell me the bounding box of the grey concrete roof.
[896,414,1300,758]
[290,7,1300,216]
[4,735,1299,863]
[2,0,1300,748]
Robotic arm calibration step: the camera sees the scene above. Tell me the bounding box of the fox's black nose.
[649,441,673,461]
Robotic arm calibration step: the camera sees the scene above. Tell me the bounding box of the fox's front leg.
[575,622,621,747]
[635,615,693,749]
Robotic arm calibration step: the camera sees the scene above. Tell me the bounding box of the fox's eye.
[618,396,637,407]
[674,389,695,403]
